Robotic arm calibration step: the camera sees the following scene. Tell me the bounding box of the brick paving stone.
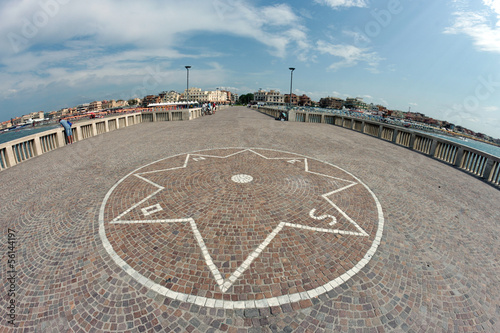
[0,106,499,332]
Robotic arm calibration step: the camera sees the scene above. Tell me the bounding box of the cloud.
[444,1,500,53]
[314,0,369,9]
[316,40,383,72]
[0,0,310,103]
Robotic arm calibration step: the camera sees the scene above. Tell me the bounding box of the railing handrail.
[255,106,500,189]
[0,107,209,171]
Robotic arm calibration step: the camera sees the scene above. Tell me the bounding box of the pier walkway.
[1,106,499,332]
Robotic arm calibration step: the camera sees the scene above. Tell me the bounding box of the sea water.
[417,131,500,159]
[0,124,60,145]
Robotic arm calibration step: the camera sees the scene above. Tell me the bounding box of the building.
[231,93,239,104]
[181,88,230,104]
[159,91,181,103]
[76,104,89,113]
[298,94,312,106]
[102,100,115,110]
[88,101,102,112]
[142,95,161,107]
[28,111,45,119]
[253,89,284,105]
[376,105,388,114]
[101,100,128,110]
[284,93,298,106]
[319,97,344,109]
[115,100,128,108]
[220,90,232,104]
[344,97,368,110]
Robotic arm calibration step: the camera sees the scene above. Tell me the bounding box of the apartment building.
[142,95,161,107]
[254,89,284,105]
[319,97,344,109]
[344,97,368,110]
[88,101,102,112]
[284,93,298,105]
[298,94,312,106]
[159,91,181,103]
[182,88,229,103]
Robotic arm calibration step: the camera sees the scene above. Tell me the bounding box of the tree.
[127,99,138,106]
[238,93,254,105]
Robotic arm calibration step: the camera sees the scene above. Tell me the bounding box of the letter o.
[33,11,49,28]
[10,308,15,313]
[365,21,381,38]
[463,96,478,112]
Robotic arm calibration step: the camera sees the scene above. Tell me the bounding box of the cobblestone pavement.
[1,107,499,332]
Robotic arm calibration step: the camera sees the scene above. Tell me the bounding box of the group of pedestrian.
[202,102,218,115]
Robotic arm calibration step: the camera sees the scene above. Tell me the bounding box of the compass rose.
[99,148,384,309]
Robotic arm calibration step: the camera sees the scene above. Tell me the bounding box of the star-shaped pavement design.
[100,148,382,306]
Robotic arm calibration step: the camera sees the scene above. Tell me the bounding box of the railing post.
[409,133,416,150]
[75,125,82,142]
[57,130,66,147]
[429,138,438,157]
[92,122,97,136]
[377,124,383,139]
[5,145,17,168]
[33,137,43,156]
[482,158,495,181]
[392,129,399,144]
[288,109,296,122]
[361,120,365,134]
[454,147,464,167]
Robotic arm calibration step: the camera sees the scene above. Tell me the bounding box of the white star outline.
[107,149,368,293]
[99,148,384,309]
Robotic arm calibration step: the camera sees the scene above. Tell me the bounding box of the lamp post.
[185,66,191,110]
[288,67,295,111]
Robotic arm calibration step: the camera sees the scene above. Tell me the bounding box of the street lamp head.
[185,66,191,69]
[289,67,295,71]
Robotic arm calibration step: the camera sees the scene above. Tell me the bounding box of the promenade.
[1,106,499,332]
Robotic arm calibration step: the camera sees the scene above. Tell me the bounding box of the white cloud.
[0,0,306,56]
[483,0,500,16]
[0,0,310,102]
[314,0,369,9]
[316,40,383,72]
[444,1,500,53]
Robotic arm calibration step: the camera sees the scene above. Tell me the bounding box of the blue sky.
[1,0,499,137]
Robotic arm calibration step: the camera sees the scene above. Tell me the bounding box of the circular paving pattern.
[98,148,384,309]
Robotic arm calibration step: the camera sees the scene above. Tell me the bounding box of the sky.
[0,0,499,138]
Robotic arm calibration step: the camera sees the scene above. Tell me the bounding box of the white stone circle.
[231,174,253,183]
